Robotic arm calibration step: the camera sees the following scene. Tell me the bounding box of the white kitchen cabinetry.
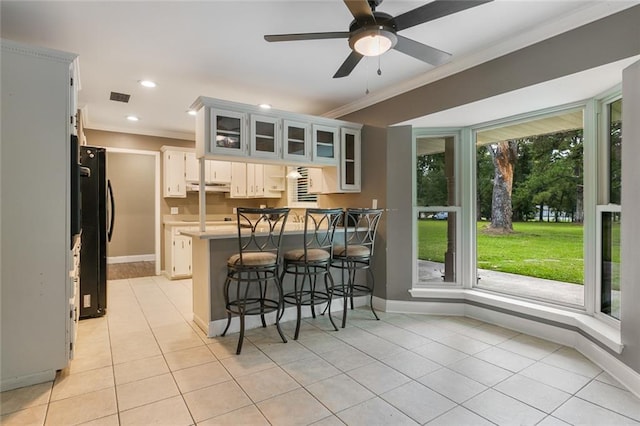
[247,163,265,197]
[164,226,192,279]
[162,148,186,198]
[312,124,339,165]
[191,97,362,193]
[208,160,232,183]
[209,108,247,156]
[185,152,231,184]
[250,114,280,159]
[1,40,78,390]
[230,163,285,199]
[283,119,310,162]
[307,130,361,194]
[230,162,247,198]
[340,128,361,192]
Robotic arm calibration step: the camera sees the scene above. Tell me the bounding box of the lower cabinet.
[165,226,192,279]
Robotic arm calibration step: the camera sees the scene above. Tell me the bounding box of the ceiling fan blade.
[333,51,364,78]
[394,35,451,66]
[343,0,374,23]
[392,0,493,31]
[264,32,349,42]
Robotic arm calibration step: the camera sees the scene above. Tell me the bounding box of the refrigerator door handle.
[107,179,115,242]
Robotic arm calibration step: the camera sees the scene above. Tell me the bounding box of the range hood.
[186,183,230,193]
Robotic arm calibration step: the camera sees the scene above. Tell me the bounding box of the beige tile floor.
[2,275,640,425]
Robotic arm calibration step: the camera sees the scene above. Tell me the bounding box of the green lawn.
[418,220,591,284]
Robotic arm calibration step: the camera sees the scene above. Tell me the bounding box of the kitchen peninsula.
[183,224,358,337]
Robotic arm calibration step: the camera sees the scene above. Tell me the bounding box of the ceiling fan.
[264,0,493,78]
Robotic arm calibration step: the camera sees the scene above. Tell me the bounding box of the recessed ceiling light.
[187,110,197,116]
[139,80,156,88]
[259,103,272,110]
[126,115,139,122]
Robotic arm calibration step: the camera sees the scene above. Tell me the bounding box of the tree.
[416,152,447,206]
[488,141,518,232]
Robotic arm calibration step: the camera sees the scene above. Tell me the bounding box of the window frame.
[412,128,463,287]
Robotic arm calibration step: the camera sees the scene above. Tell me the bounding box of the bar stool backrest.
[303,208,344,257]
[235,207,290,265]
[343,208,384,257]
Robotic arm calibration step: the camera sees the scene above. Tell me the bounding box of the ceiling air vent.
[109,91,130,103]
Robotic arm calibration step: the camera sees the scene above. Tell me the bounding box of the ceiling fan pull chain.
[366,59,370,95]
[377,55,382,76]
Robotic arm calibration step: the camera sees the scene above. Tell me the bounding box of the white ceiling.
[1,1,637,140]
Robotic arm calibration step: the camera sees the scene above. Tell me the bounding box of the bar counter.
[181,224,358,337]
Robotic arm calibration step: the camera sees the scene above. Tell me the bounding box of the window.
[597,97,622,321]
[474,109,585,306]
[286,166,318,207]
[414,132,460,285]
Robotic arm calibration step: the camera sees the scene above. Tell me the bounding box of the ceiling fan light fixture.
[351,26,396,57]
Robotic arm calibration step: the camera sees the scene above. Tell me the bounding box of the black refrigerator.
[80,146,114,318]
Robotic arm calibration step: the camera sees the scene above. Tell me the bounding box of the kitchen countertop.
[180,222,307,239]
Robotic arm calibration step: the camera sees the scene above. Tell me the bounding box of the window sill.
[409,287,623,354]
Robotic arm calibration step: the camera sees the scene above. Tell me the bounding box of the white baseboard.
[384,298,640,400]
[107,254,155,264]
[1,369,56,392]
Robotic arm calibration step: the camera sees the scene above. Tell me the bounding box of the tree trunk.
[488,141,518,232]
[575,184,584,223]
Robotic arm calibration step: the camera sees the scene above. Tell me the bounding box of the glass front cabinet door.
[283,119,310,162]
[340,128,361,191]
[250,114,280,159]
[209,108,247,156]
[312,124,339,165]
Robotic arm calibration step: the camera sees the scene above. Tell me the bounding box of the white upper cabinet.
[186,152,232,185]
[312,124,339,165]
[209,108,247,156]
[340,128,361,192]
[191,96,362,193]
[230,162,247,198]
[250,114,280,159]
[162,148,186,198]
[283,119,310,162]
[208,160,231,183]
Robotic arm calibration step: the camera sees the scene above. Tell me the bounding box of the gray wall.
[621,60,640,372]
[106,152,155,258]
[385,126,414,301]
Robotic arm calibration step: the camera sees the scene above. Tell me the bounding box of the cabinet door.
[185,152,198,183]
[340,128,361,192]
[250,114,280,159]
[307,167,324,194]
[283,120,310,161]
[210,109,247,156]
[207,160,231,183]
[254,163,265,197]
[163,150,186,197]
[172,235,192,277]
[230,162,247,198]
[313,124,339,164]
[246,163,256,197]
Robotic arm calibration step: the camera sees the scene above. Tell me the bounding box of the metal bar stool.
[329,208,383,328]
[221,207,290,354]
[279,208,343,340]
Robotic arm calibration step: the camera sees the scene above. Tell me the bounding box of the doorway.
[105,148,161,278]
